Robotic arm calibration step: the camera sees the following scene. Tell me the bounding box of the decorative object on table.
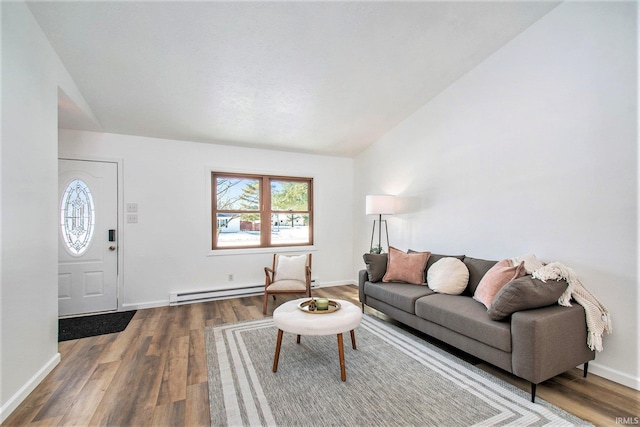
[263,253,312,314]
[205,315,587,427]
[316,297,329,310]
[365,194,395,253]
[298,298,341,314]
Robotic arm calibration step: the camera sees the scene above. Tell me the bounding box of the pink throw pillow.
[382,246,431,285]
[473,259,526,308]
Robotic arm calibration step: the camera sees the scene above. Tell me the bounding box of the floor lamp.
[366,194,395,253]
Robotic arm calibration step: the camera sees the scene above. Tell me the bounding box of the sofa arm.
[358,269,369,304]
[511,304,595,384]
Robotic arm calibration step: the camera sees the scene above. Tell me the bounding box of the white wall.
[0,1,95,420]
[59,131,354,309]
[354,2,638,389]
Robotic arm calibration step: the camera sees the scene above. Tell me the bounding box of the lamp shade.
[366,194,395,215]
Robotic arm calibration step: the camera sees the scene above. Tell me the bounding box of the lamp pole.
[366,194,394,253]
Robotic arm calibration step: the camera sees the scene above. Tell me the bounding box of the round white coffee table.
[272,298,363,381]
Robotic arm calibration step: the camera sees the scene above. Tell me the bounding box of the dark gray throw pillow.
[363,253,388,282]
[487,275,567,321]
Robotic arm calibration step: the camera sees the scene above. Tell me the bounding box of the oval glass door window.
[60,179,96,255]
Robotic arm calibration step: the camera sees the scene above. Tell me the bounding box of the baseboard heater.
[169,284,264,306]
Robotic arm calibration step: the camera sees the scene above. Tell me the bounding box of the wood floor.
[3,284,638,426]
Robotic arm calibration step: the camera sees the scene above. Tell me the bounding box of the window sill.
[207,245,317,257]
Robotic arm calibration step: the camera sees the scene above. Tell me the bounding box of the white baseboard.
[121,299,169,311]
[122,280,358,309]
[589,361,640,391]
[312,280,357,289]
[0,352,61,423]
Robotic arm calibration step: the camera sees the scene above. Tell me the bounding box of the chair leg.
[263,293,268,315]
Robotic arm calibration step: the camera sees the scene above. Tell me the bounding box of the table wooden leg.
[337,333,346,381]
[273,329,283,373]
[350,329,357,349]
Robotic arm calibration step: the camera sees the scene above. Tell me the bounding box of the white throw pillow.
[275,254,307,282]
[510,253,545,274]
[427,257,469,295]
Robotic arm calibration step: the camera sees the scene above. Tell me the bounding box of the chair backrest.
[273,253,311,282]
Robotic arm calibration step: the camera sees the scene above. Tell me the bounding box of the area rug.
[58,310,136,341]
[205,314,590,426]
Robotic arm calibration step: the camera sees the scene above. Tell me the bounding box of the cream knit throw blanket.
[532,262,612,352]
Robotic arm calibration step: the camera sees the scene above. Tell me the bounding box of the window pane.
[271,213,310,245]
[60,179,95,255]
[271,180,308,211]
[216,177,260,211]
[212,172,312,249]
[216,213,261,247]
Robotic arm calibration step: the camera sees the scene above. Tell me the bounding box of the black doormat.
[58,310,137,342]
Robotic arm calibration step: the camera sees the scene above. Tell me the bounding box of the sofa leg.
[583,361,589,378]
[361,303,365,313]
[531,383,537,403]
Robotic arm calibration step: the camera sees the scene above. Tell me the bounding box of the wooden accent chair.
[263,253,312,314]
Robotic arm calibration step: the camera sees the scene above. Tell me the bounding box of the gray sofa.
[358,253,595,402]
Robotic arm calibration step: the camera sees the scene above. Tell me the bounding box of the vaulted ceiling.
[27,1,559,157]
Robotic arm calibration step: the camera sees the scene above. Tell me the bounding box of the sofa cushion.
[426,253,465,271]
[365,281,435,314]
[383,246,430,285]
[427,258,469,295]
[415,294,512,352]
[363,253,388,282]
[488,275,567,320]
[474,260,526,309]
[463,257,498,295]
[410,252,465,283]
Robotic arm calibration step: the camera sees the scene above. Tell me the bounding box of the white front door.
[58,159,118,316]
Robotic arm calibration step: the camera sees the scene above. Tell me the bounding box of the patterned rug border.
[205,314,591,427]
